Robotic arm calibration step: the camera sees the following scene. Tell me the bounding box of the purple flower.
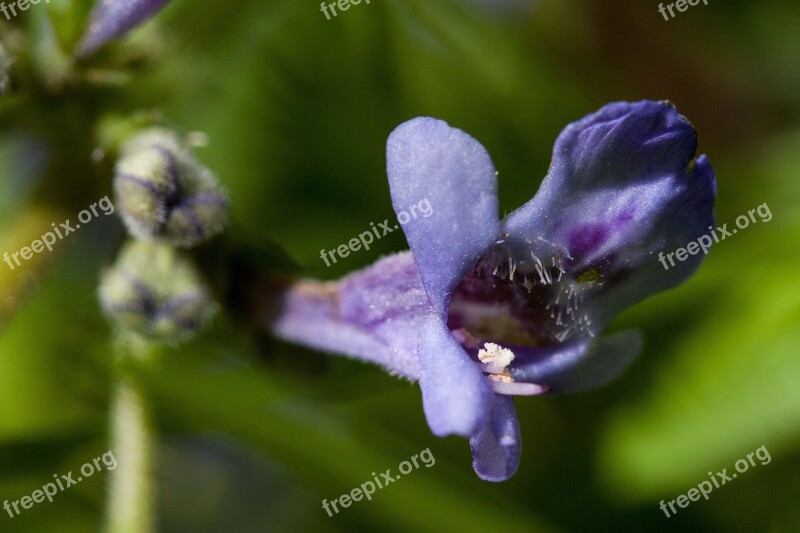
[76,0,172,57]
[269,100,716,481]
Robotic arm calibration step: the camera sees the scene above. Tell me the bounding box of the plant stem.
[105,335,158,533]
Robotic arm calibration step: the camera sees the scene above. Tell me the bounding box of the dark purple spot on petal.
[568,223,609,259]
[614,206,636,227]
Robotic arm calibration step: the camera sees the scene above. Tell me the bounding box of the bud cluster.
[99,127,227,342]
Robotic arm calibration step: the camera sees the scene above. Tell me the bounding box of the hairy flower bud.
[114,128,228,248]
[99,240,216,342]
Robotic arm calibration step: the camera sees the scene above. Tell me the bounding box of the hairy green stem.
[105,336,158,533]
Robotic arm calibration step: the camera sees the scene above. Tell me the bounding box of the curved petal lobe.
[502,101,716,318]
[509,330,643,392]
[418,314,493,437]
[470,394,521,482]
[387,117,499,312]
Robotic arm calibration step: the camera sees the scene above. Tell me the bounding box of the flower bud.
[99,240,216,342]
[114,128,228,248]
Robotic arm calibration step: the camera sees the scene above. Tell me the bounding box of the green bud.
[114,128,228,248]
[99,240,216,342]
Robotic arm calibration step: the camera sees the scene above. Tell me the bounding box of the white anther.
[478,342,515,369]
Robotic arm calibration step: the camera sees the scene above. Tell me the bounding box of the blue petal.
[418,314,493,437]
[508,330,643,392]
[387,117,499,312]
[77,0,172,57]
[512,101,699,215]
[470,394,521,482]
[591,154,716,316]
[502,101,715,318]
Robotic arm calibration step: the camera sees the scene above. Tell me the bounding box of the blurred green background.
[1,0,799,531]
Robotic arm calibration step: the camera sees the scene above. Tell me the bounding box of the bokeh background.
[1,0,799,531]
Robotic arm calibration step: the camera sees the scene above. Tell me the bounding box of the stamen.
[477,342,518,376]
[491,380,549,396]
[478,342,515,368]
